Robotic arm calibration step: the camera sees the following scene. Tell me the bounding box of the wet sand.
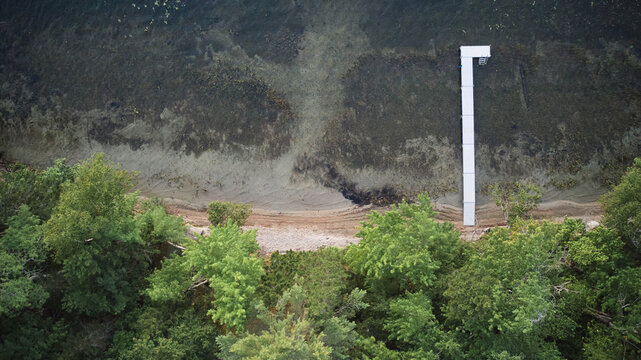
[167,199,602,252]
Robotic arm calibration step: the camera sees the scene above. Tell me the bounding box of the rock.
[585,220,600,231]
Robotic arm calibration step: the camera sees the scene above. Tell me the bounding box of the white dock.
[460,46,491,226]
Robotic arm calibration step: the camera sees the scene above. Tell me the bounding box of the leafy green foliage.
[601,157,641,254]
[145,254,192,302]
[488,181,543,225]
[384,291,460,359]
[218,285,332,360]
[108,306,220,360]
[146,222,264,332]
[354,336,402,360]
[257,250,305,308]
[298,247,348,319]
[207,200,252,226]
[258,247,349,319]
[345,193,461,296]
[443,220,565,358]
[335,288,369,319]
[0,205,48,316]
[136,199,184,245]
[0,311,66,359]
[43,153,145,315]
[567,226,624,270]
[135,198,186,267]
[1,154,640,358]
[195,224,263,331]
[560,161,641,358]
[0,158,75,229]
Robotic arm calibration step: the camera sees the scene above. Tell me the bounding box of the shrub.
[207,201,251,227]
[488,181,542,225]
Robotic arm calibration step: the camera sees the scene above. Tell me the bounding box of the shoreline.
[165,198,602,252]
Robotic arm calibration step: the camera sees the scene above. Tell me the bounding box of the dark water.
[1,0,640,206]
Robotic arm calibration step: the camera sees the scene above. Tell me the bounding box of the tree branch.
[189,278,209,290]
[168,241,186,250]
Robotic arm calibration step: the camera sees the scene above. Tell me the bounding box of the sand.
[167,200,602,253]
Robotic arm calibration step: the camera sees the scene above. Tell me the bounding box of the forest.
[1,153,641,359]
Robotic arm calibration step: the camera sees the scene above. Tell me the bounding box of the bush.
[207,201,251,226]
[488,181,542,225]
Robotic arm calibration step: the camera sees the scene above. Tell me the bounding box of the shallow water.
[1,0,639,209]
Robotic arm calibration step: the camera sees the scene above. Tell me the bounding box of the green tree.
[0,311,66,359]
[207,200,252,227]
[135,198,186,266]
[0,205,48,316]
[217,285,331,360]
[345,193,462,297]
[146,222,264,332]
[384,291,461,359]
[0,158,75,229]
[562,220,641,358]
[258,247,349,319]
[488,181,543,225]
[108,306,220,360]
[257,250,306,308]
[43,153,145,315]
[443,220,567,359]
[601,157,641,254]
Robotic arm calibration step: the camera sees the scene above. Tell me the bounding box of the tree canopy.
[2,155,641,359]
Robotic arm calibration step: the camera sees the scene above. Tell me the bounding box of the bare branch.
[167,241,186,250]
[189,278,209,290]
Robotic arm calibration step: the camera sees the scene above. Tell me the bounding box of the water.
[0,0,639,209]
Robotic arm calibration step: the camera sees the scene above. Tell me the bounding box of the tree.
[257,247,349,319]
[0,311,66,359]
[146,222,264,332]
[0,205,48,316]
[217,285,332,360]
[561,217,641,358]
[488,181,542,225]
[601,157,641,254]
[43,153,145,315]
[345,193,462,297]
[443,220,567,359]
[108,306,220,360]
[384,291,461,359]
[0,158,75,229]
[207,200,252,227]
[135,198,186,267]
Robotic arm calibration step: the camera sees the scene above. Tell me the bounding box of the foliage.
[218,285,332,360]
[488,181,543,225]
[43,153,145,315]
[443,220,565,358]
[207,200,252,227]
[108,306,220,360]
[298,247,349,319]
[0,205,48,316]
[135,198,186,264]
[144,253,192,302]
[335,288,369,319]
[345,193,462,297]
[0,158,75,229]
[146,221,264,332]
[601,157,641,254]
[2,154,641,358]
[354,336,402,360]
[258,247,349,319]
[257,250,305,308]
[0,311,66,359]
[384,291,460,359]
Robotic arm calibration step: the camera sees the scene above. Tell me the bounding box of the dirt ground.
[166,200,602,253]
